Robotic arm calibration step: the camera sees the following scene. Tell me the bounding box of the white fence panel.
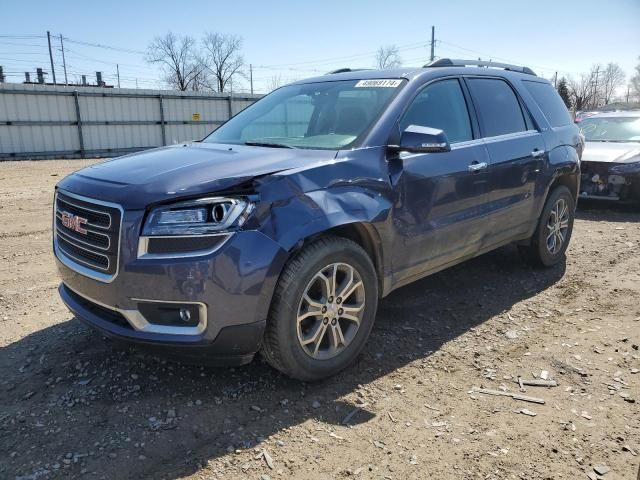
[0,83,261,160]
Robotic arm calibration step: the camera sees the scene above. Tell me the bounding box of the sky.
[1,0,638,94]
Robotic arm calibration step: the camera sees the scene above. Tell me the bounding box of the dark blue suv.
[54,59,582,380]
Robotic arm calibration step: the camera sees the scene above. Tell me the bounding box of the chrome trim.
[55,228,111,260]
[53,190,123,283]
[64,284,208,336]
[450,130,540,150]
[468,162,488,172]
[482,130,539,144]
[55,194,112,230]
[129,297,208,336]
[55,212,111,249]
[56,242,110,272]
[137,233,232,260]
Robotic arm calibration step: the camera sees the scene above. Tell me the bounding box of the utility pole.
[47,31,57,85]
[59,34,68,85]
[592,65,600,108]
[249,64,253,95]
[627,85,631,104]
[429,26,435,62]
[116,64,121,88]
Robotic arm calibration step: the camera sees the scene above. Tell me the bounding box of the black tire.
[519,185,575,267]
[261,236,378,381]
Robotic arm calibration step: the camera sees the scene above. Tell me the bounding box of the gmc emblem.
[61,211,88,234]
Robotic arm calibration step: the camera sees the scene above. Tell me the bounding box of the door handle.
[531,149,546,158]
[468,161,488,172]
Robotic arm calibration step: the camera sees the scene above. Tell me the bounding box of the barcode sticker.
[354,79,403,88]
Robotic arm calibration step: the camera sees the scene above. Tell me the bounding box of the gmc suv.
[54,59,582,380]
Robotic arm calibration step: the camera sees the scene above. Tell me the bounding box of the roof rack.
[325,68,371,75]
[423,58,536,76]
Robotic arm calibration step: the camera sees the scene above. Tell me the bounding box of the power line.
[0,35,46,39]
[61,36,145,55]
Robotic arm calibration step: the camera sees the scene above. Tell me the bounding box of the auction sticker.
[355,79,403,88]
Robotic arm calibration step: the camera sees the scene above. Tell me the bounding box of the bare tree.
[630,57,640,102]
[568,65,601,111]
[200,33,244,93]
[190,69,213,92]
[267,74,285,92]
[375,45,402,69]
[147,32,201,91]
[600,63,626,105]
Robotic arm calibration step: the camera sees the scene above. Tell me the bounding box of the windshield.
[203,79,405,150]
[579,116,640,143]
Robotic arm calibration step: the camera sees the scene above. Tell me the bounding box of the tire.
[519,185,575,267]
[261,236,378,381]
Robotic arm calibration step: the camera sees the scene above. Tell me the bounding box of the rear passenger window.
[467,78,527,137]
[522,81,572,127]
[400,79,472,143]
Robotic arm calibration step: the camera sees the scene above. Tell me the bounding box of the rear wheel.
[519,185,575,267]
[261,236,378,381]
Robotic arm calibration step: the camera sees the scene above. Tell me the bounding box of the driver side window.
[400,79,473,144]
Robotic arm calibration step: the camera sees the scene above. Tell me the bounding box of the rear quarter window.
[522,81,572,128]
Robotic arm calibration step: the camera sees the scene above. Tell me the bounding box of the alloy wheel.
[296,262,366,360]
[545,198,570,255]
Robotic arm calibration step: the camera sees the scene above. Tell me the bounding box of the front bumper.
[579,161,640,202]
[55,207,289,364]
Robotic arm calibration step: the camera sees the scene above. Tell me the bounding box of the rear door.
[391,78,491,282]
[465,77,545,247]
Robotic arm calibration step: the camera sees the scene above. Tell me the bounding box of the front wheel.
[519,185,575,267]
[261,236,378,381]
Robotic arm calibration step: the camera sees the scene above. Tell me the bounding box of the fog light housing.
[137,302,200,328]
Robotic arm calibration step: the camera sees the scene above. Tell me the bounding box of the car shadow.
[0,245,566,480]
[576,198,640,222]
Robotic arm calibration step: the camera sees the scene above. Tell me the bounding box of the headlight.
[610,161,640,175]
[142,197,255,236]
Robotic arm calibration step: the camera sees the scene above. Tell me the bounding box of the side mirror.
[397,125,451,153]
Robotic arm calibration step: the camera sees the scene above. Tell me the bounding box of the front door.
[390,78,491,284]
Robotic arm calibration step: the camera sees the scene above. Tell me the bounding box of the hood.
[57,143,338,209]
[582,141,640,164]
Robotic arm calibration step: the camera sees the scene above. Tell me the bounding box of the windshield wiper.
[244,141,295,149]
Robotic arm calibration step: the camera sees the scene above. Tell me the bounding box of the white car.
[578,111,640,203]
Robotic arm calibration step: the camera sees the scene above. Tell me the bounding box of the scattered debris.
[471,387,545,404]
[505,330,519,339]
[257,449,274,470]
[517,408,537,417]
[517,378,558,387]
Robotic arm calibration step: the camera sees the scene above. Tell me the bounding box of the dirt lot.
[0,160,639,480]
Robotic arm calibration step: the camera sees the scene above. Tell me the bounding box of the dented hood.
[57,143,338,209]
[582,141,640,164]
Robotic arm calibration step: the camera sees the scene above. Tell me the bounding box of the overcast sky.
[1,0,638,93]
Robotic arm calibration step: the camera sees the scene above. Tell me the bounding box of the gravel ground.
[0,160,639,480]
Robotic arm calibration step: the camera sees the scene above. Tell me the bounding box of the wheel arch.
[291,222,388,297]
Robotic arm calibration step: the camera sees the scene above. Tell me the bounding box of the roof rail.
[424,58,536,76]
[325,68,371,75]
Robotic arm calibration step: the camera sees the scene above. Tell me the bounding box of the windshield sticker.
[355,79,403,88]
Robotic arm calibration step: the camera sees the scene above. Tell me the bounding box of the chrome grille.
[54,191,122,280]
